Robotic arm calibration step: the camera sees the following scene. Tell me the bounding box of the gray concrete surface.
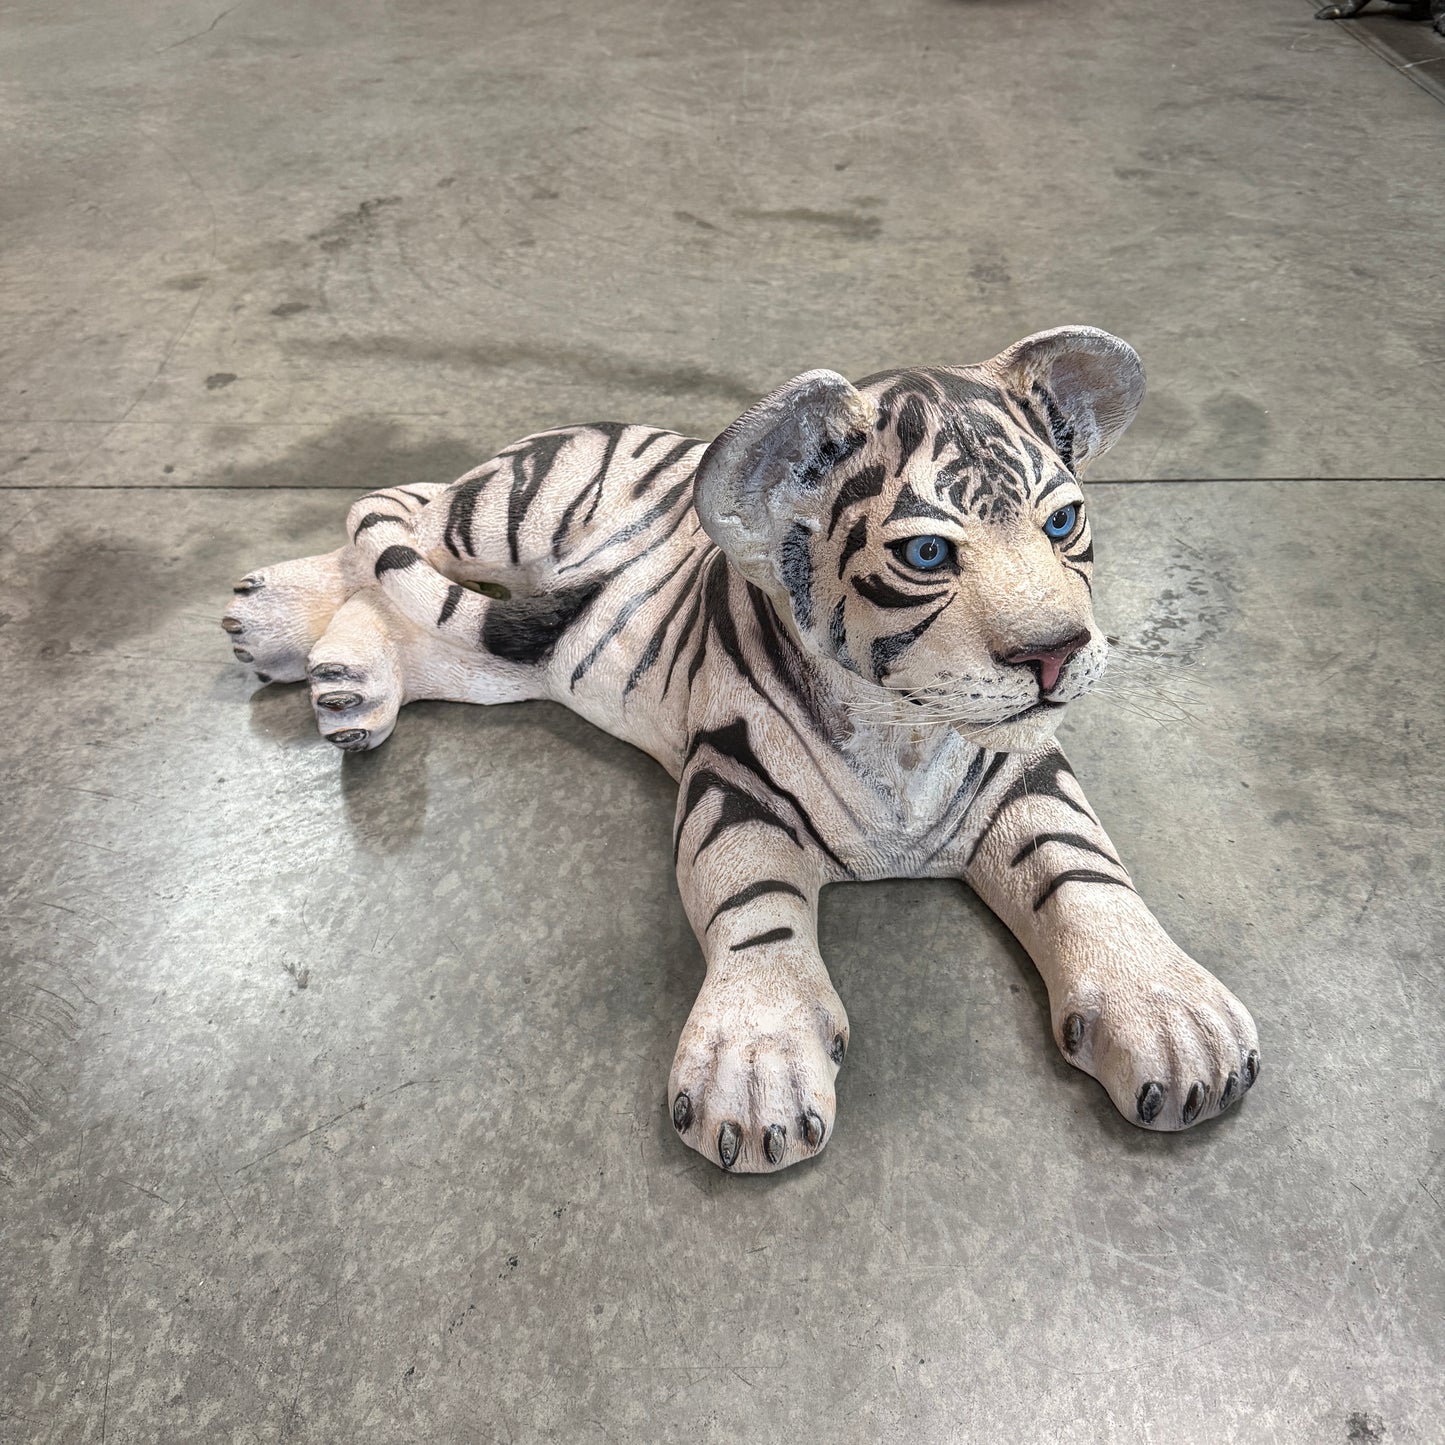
[2,1,1442,1442]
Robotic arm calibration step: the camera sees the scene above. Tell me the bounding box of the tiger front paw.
[668,969,848,1173]
[1051,942,1260,1131]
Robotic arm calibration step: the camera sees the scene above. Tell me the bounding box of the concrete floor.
[2,1,1443,1441]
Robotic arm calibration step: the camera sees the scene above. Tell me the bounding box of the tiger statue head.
[694,326,1145,753]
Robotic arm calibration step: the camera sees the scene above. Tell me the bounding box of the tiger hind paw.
[221,549,353,684]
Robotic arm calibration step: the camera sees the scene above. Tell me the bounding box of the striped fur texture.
[223,327,1260,1172]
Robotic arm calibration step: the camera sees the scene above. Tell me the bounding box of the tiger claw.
[316,691,363,711]
[1137,1081,1165,1124]
[1062,1012,1085,1054]
[763,1124,786,1164]
[718,1121,741,1170]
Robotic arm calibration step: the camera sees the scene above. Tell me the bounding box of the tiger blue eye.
[1043,504,1078,540]
[903,535,949,570]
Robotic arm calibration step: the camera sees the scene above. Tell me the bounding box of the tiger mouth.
[997,699,1068,724]
[902,695,1067,727]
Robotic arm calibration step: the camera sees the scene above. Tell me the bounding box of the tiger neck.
[753,582,981,786]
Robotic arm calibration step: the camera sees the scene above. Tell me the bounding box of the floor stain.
[1126,534,1235,664]
[208,416,481,493]
[1202,391,1270,476]
[970,259,1012,289]
[288,334,761,408]
[1346,1412,1386,1442]
[733,206,882,241]
[308,195,402,253]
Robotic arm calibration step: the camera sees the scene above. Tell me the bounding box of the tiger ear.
[989,326,1145,472]
[694,369,876,583]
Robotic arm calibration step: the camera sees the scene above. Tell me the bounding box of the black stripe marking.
[884,482,956,528]
[558,470,697,574]
[893,394,929,476]
[794,425,867,491]
[706,879,807,930]
[976,750,1010,797]
[399,489,432,507]
[870,597,953,681]
[1032,384,1076,471]
[480,578,605,666]
[948,747,989,810]
[569,552,691,689]
[675,770,799,864]
[918,748,995,867]
[966,750,1093,867]
[827,464,886,538]
[928,370,1009,411]
[884,557,928,587]
[661,570,709,698]
[689,719,845,870]
[697,793,798,861]
[1035,472,1074,506]
[828,597,848,660]
[730,927,794,951]
[505,431,574,564]
[1033,869,1132,911]
[444,467,495,558]
[689,552,743,694]
[837,514,868,579]
[437,583,465,626]
[778,522,815,630]
[375,545,421,577]
[631,438,703,498]
[353,510,404,538]
[853,573,945,610]
[623,547,713,695]
[631,428,671,458]
[744,582,822,723]
[861,370,943,411]
[550,422,629,557]
[1010,832,1120,869]
[1019,437,1047,483]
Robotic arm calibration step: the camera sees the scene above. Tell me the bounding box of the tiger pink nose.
[1000,630,1091,694]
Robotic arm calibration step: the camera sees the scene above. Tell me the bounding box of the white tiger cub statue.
[223,326,1260,1172]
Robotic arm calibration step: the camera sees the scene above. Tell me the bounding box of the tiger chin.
[223,324,1260,1174]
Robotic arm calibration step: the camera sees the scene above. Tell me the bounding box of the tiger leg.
[221,484,448,683]
[668,772,846,1173]
[960,745,1260,1130]
[305,583,544,752]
